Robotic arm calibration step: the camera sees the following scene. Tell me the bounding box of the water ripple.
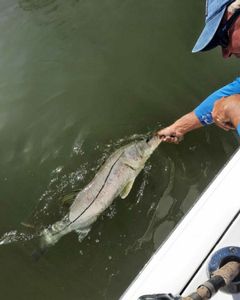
[0,230,35,245]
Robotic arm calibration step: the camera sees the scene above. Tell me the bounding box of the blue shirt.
[194,77,240,135]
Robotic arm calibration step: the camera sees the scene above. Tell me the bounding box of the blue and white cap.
[192,0,234,52]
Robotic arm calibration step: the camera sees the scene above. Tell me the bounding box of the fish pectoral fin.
[120,179,135,199]
[123,162,137,170]
[75,227,91,242]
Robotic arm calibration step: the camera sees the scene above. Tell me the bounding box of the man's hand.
[212,95,240,130]
[157,124,183,144]
[212,97,235,130]
[157,125,183,144]
[228,0,240,13]
[156,111,202,144]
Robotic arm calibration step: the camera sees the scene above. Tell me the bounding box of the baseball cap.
[192,0,234,52]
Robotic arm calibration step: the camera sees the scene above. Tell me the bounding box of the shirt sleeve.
[237,123,240,136]
[194,77,240,126]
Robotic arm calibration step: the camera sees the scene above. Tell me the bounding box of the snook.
[40,135,161,249]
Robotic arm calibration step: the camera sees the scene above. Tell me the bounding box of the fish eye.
[145,137,150,143]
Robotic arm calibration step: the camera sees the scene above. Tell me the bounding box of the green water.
[0,1,239,299]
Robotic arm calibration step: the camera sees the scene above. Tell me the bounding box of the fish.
[39,135,161,251]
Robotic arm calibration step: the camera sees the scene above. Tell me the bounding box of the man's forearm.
[171,111,203,135]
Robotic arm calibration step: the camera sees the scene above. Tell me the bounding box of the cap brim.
[192,8,226,53]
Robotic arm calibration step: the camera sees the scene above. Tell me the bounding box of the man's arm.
[157,77,240,143]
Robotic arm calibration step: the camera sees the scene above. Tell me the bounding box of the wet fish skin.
[40,135,161,249]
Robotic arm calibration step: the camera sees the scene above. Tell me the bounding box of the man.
[157,0,240,143]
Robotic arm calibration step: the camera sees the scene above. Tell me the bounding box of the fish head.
[136,135,161,160]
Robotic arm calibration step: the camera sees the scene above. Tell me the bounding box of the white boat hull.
[121,147,240,300]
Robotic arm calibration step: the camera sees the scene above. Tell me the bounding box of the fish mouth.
[145,132,157,143]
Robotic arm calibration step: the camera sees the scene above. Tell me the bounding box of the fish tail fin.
[32,215,70,260]
[41,228,59,247]
[31,228,57,261]
[31,247,48,262]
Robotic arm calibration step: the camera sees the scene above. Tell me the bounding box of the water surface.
[0,1,239,299]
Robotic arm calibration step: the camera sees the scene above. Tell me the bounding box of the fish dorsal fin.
[61,190,80,208]
[120,179,135,199]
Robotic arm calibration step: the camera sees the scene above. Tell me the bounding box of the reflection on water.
[0,230,34,245]
[133,156,177,250]
[0,0,239,299]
